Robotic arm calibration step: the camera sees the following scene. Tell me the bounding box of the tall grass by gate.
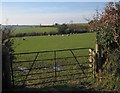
[11,48,95,88]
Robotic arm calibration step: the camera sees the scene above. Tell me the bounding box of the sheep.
[23,38,26,40]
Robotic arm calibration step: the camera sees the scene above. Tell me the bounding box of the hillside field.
[13,27,58,35]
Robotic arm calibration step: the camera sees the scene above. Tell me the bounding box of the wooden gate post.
[95,44,99,73]
[95,43,102,78]
[2,47,12,91]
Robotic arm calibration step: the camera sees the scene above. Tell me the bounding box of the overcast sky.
[1,2,107,25]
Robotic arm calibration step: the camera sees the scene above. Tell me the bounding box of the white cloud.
[2,11,95,25]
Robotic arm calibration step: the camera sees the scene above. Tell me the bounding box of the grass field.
[13,27,58,35]
[13,33,96,53]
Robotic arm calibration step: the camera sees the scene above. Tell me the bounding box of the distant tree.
[67,24,89,33]
[0,24,1,28]
[54,23,59,26]
[67,24,75,33]
[57,24,68,34]
[40,24,42,27]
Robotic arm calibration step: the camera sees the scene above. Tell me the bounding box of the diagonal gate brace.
[70,50,85,75]
[22,52,39,86]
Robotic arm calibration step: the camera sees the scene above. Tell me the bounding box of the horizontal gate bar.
[13,55,89,63]
[15,71,93,83]
[13,47,92,55]
[14,67,92,78]
[13,65,92,73]
[14,71,54,77]
[24,76,91,86]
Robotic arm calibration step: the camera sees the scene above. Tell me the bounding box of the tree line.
[10,23,90,37]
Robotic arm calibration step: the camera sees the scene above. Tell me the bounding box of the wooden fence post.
[95,44,99,75]
[95,43,102,78]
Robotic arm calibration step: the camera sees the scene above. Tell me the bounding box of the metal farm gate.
[11,48,95,88]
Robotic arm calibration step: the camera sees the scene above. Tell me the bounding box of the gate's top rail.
[14,47,93,55]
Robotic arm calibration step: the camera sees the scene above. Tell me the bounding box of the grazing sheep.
[23,38,26,40]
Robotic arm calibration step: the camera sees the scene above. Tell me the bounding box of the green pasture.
[13,33,96,53]
[13,27,58,35]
